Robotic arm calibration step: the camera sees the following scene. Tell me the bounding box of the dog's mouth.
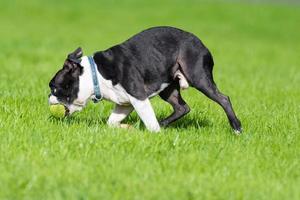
[49,95,69,116]
[64,105,70,116]
[65,103,84,115]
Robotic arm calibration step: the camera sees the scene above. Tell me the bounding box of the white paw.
[119,124,133,129]
[234,128,242,135]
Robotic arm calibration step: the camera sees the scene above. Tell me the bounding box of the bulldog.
[48,26,242,133]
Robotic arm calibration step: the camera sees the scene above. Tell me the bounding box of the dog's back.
[93,26,212,98]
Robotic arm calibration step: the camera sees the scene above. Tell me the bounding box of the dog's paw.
[119,124,133,129]
[233,127,243,135]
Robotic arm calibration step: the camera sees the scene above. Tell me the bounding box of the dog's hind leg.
[159,82,190,127]
[179,52,242,133]
[194,78,242,133]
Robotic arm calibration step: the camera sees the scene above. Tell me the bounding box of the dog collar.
[88,56,102,103]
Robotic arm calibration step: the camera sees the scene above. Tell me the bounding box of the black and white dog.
[49,26,242,133]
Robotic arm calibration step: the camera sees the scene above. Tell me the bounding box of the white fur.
[77,57,97,104]
[149,83,170,98]
[51,56,164,132]
[79,56,170,105]
[234,129,242,135]
[128,96,160,132]
[174,70,189,89]
[107,104,133,126]
[49,95,59,105]
[79,56,131,105]
[48,95,83,115]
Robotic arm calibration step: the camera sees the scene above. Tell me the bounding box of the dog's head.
[48,47,90,115]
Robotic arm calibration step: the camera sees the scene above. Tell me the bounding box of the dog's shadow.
[156,114,212,130]
[49,112,211,131]
[167,117,211,129]
[48,115,107,127]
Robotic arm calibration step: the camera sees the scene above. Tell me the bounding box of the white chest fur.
[100,79,169,105]
[99,80,131,105]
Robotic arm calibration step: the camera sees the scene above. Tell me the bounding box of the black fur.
[49,48,83,104]
[49,27,242,132]
[93,26,206,100]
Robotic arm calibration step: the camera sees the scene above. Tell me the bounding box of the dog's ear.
[73,47,83,58]
[63,60,83,76]
[67,47,83,64]
[63,60,73,70]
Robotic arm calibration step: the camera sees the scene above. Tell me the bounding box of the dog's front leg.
[128,97,160,132]
[107,104,133,128]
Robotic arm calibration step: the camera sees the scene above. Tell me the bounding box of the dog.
[49,26,242,133]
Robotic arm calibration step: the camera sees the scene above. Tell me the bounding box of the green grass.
[1,0,300,199]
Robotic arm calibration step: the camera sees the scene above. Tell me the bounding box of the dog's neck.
[78,56,100,103]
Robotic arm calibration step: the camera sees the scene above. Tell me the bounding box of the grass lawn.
[0,0,300,199]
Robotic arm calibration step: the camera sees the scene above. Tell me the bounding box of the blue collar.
[88,56,102,103]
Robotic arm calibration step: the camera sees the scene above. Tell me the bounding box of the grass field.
[1,0,300,199]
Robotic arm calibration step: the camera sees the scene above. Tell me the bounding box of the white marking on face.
[48,95,83,115]
[48,57,93,115]
[49,95,59,105]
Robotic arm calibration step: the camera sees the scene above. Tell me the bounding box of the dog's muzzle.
[48,95,59,105]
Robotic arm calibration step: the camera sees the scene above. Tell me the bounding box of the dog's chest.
[100,78,169,105]
[100,79,130,105]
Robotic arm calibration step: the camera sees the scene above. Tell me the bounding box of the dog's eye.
[51,88,57,94]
